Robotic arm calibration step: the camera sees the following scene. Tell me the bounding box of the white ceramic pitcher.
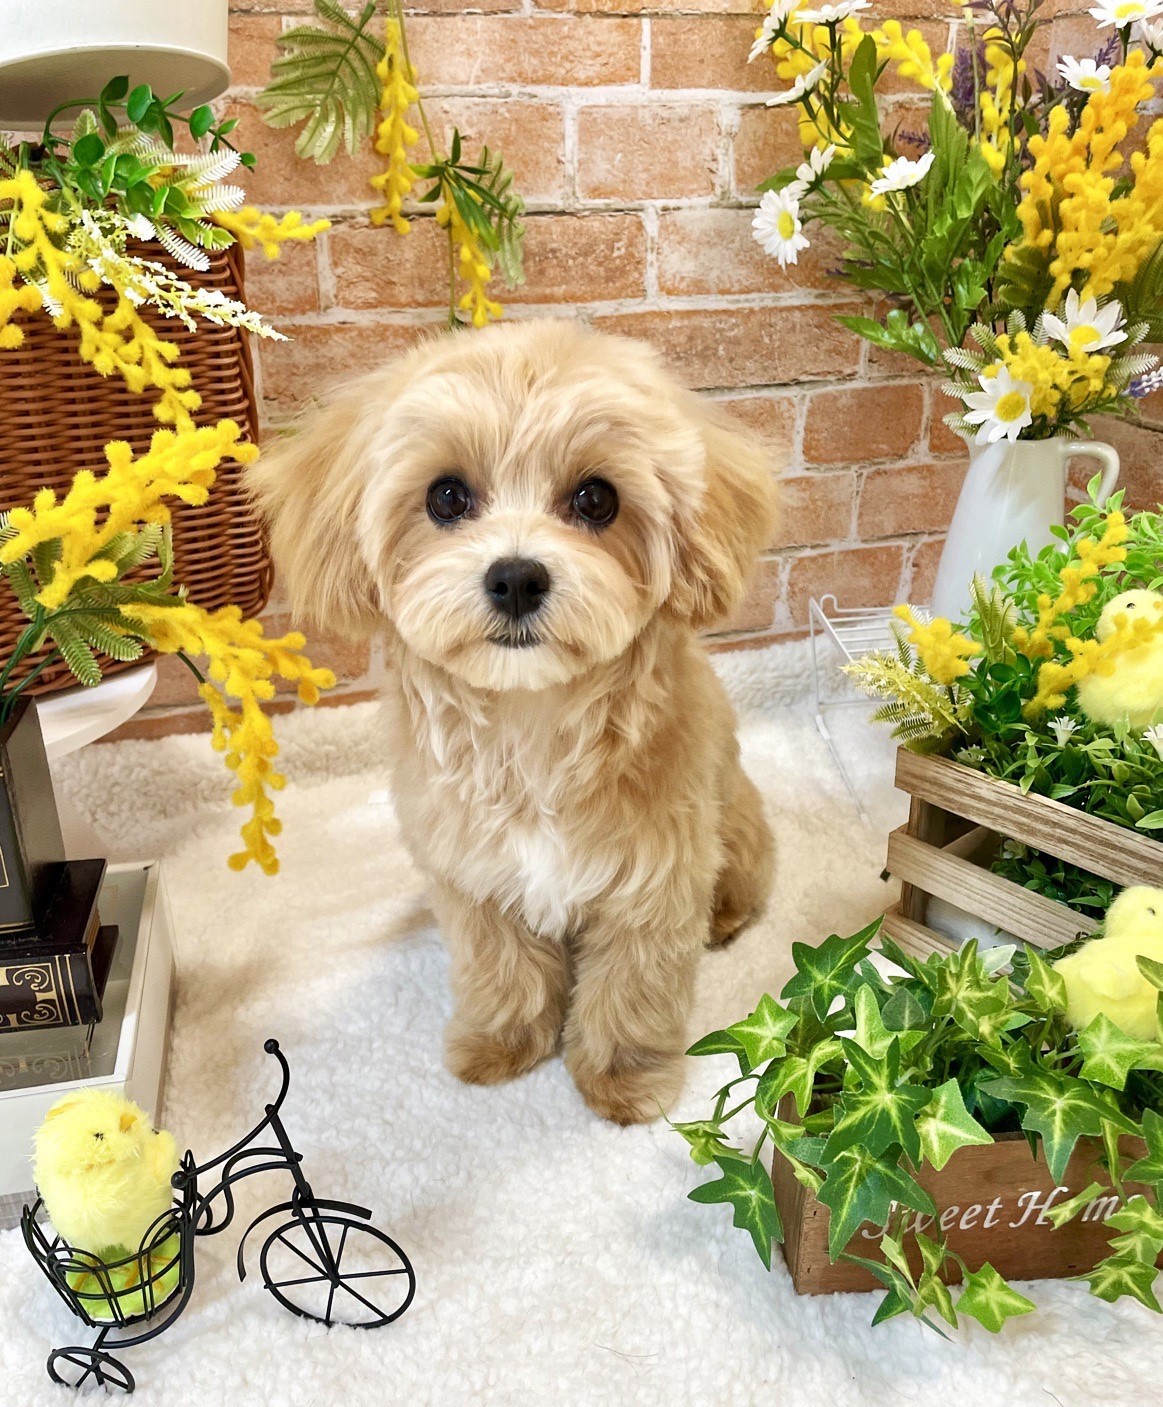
[930,435,1120,621]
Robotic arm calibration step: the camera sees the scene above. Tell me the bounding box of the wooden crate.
[772,1114,1157,1295]
[881,750,1163,959]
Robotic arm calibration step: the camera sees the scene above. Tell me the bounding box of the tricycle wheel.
[258,1211,415,1328]
[47,1345,135,1393]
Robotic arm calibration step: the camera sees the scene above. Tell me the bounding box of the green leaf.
[823,1038,930,1164]
[1043,1181,1109,1229]
[1079,1255,1161,1312]
[671,1119,747,1167]
[189,104,214,140]
[1022,946,1067,1015]
[1126,1108,1163,1187]
[755,1039,841,1120]
[882,985,931,1031]
[1078,1013,1163,1091]
[686,1028,748,1066]
[1135,812,1163,831]
[816,1143,935,1260]
[933,940,1010,1043]
[844,34,883,170]
[915,1079,994,1171]
[73,132,105,167]
[726,994,798,1069]
[782,921,880,1019]
[983,1068,1137,1182]
[1137,955,1163,990]
[1106,1196,1163,1263]
[100,75,130,103]
[688,1157,782,1268]
[913,1232,958,1327]
[126,84,153,125]
[956,1263,1037,1332]
[852,985,895,1058]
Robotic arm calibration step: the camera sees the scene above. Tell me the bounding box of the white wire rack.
[808,594,898,820]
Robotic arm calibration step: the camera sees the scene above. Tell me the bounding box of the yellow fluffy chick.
[1055,886,1163,1041]
[1076,589,1163,732]
[33,1090,179,1257]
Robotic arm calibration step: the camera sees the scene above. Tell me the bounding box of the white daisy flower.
[748,0,804,60]
[868,150,935,196]
[1056,56,1113,93]
[1144,724,1163,761]
[766,59,828,105]
[794,143,837,187]
[796,0,870,21]
[1141,16,1163,46]
[752,187,810,269]
[961,365,1035,444]
[1089,0,1163,27]
[1050,715,1079,746]
[1041,290,1127,353]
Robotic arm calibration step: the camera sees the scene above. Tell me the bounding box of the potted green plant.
[677,919,1163,1331]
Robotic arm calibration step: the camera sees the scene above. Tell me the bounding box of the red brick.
[330,213,646,308]
[244,235,320,316]
[423,98,566,204]
[227,13,282,89]
[657,207,844,296]
[148,653,204,709]
[709,556,781,634]
[541,0,758,11]
[857,459,967,538]
[803,383,926,465]
[784,544,905,626]
[732,105,803,194]
[907,535,947,604]
[651,16,769,93]
[577,106,719,199]
[593,305,863,389]
[770,471,856,549]
[1072,419,1163,513]
[260,322,430,414]
[718,393,798,445]
[228,101,383,208]
[405,15,641,86]
[872,22,951,95]
[930,386,970,455]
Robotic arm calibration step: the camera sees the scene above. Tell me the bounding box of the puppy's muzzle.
[484,557,550,622]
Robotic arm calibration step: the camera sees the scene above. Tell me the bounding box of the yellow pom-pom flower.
[369,18,421,234]
[894,604,982,685]
[211,207,331,260]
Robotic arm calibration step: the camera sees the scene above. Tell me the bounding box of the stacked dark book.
[0,700,117,1032]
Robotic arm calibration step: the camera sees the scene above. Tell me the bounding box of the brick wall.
[118,0,1163,738]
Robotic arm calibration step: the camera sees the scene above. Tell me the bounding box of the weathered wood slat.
[887,828,1100,950]
[879,903,955,959]
[896,751,1163,889]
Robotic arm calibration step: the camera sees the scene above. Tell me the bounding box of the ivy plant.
[677,919,1163,1332]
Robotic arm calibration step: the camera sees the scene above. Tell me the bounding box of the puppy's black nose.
[484,557,550,619]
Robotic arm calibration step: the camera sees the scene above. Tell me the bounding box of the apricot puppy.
[250,320,777,1124]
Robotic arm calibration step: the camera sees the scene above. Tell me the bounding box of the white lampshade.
[0,1,230,130]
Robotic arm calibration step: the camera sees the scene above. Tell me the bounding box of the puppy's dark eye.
[572,478,618,527]
[427,477,473,524]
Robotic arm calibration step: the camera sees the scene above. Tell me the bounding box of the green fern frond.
[969,572,1016,663]
[942,347,985,373]
[73,616,146,663]
[473,145,525,287]
[4,559,40,616]
[844,652,966,751]
[255,0,381,164]
[47,618,103,688]
[107,524,165,574]
[31,539,61,590]
[969,322,999,358]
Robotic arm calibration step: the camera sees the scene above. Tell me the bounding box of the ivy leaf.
[686,1028,750,1073]
[1078,1255,1162,1312]
[983,1068,1138,1182]
[782,920,880,1019]
[933,941,1010,1043]
[688,1157,781,1268]
[671,1120,747,1167]
[882,985,931,1031]
[852,985,895,1057]
[726,994,798,1069]
[957,1263,1037,1332]
[1106,1196,1163,1263]
[1078,1013,1163,1091]
[755,1038,841,1120]
[916,1078,994,1171]
[913,1232,958,1327]
[1137,955,1163,991]
[1021,947,1067,1015]
[1126,1108,1163,1188]
[1044,1181,1109,1229]
[817,1144,935,1259]
[823,1039,930,1164]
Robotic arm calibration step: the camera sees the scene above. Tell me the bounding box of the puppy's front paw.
[567,1048,685,1125]
[445,1022,555,1086]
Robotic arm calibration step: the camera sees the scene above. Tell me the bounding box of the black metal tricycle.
[22,1038,416,1393]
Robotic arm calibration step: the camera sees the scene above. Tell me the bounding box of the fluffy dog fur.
[249,320,777,1124]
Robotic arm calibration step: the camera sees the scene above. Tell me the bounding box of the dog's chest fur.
[388,666,638,937]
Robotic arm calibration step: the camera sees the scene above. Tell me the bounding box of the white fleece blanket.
[0,641,1158,1407]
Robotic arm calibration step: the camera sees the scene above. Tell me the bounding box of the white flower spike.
[766,59,828,105]
[1056,56,1113,93]
[794,143,837,188]
[752,187,810,269]
[797,0,871,22]
[1050,716,1079,747]
[748,0,803,60]
[868,150,935,196]
[961,365,1035,444]
[1042,290,1127,354]
[1141,16,1163,47]
[1144,724,1163,761]
[1088,0,1163,27]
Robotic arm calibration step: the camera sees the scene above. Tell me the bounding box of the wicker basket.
[0,241,270,696]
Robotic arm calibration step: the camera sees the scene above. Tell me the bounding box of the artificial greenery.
[677,918,1163,1332]
[255,0,526,327]
[848,482,1163,842]
[990,841,1117,916]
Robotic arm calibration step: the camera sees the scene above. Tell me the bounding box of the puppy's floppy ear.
[246,384,382,639]
[666,394,779,629]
